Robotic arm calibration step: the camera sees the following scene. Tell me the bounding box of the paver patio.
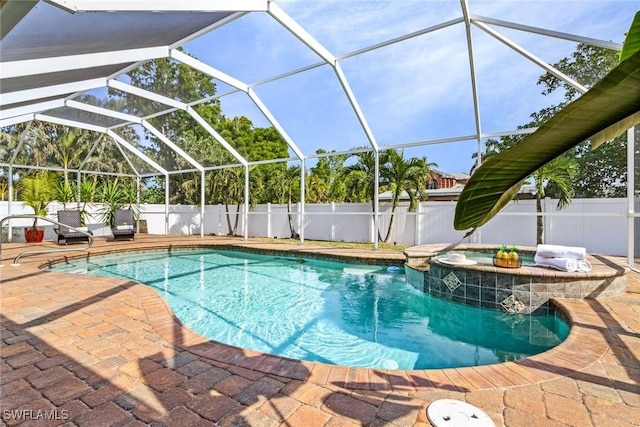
[1,235,639,426]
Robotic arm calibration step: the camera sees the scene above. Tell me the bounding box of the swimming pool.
[49,248,569,370]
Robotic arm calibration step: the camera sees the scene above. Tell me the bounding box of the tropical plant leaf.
[454,47,640,233]
[590,111,640,149]
[619,11,640,63]
[455,178,525,237]
[591,11,640,149]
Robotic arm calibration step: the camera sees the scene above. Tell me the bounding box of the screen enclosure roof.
[0,0,631,177]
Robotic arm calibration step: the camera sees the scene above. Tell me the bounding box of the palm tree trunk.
[287,191,299,239]
[383,204,397,242]
[536,195,544,245]
[232,200,241,235]
[223,195,233,235]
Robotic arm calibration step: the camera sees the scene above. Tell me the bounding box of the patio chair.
[54,210,92,245]
[112,209,135,241]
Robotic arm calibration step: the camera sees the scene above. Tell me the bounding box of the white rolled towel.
[534,255,592,272]
[536,244,586,260]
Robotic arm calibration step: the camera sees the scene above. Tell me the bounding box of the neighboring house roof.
[430,170,471,180]
[378,184,536,201]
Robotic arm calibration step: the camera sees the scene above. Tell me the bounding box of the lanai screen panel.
[0,1,235,115]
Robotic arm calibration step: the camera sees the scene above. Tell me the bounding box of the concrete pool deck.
[1,235,639,426]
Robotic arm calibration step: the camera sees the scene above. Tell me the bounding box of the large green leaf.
[454,47,640,234]
[619,11,640,63]
[590,11,640,149]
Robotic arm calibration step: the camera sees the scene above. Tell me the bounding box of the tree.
[461,43,625,236]
[124,51,221,202]
[532,156,577,244]
[455,12,640,234]
[379,149,434,242]
[479,43,624,193]
[537,44,627,198]
[306,149,347,203]
[210,167,245,235]
[271,165,301,238]
[570,136,629,197]
[344,149,384,210]
[343,148,435,242]
[44,128,92,185]
[344,149,385,241]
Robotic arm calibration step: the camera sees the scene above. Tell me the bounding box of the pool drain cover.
[427,399,495,427]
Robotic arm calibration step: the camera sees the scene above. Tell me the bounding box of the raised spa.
[404,243,628,315]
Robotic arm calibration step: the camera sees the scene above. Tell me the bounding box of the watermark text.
[2,409,69,422]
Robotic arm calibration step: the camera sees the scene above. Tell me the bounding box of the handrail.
[0,215,94,266]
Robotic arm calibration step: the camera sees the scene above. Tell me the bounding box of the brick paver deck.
[1,235,639,426]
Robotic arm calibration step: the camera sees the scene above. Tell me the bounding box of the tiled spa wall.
[405,264,626,315]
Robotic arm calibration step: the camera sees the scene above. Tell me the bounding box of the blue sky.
[182,0,638,174]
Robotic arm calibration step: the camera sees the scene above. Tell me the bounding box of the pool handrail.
[0,214,94,266]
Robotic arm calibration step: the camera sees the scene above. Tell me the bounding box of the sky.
[180,0,638,175]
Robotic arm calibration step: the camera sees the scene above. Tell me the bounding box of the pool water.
[49,249,569,370]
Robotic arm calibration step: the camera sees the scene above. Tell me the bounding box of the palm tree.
[45,128,91,185]
[531,156,577,244]
[279,165,301,239]
[344,149,382,209]
[344,149,389,241]
[210,167,245,235]
[379,149,435,242]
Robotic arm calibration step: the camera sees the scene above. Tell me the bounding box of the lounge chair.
[54,210,92,245]
[112,209,135,241]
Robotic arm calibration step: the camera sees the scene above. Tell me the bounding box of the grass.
[249,237,407,252]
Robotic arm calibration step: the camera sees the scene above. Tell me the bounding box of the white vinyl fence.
[1,198,636,256]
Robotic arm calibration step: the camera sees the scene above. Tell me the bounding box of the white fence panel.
[303,203,334,241]
[545,198,628,255]
[248,204,269,237]
[377,204,415,246]
[478,200,538,247]
[417,201,470,245]
[247,203,292,238]
[331,203,372,243]
[1,198,636,256]
[167,205,202,235]
[303,203,372,243]
[140,205,167,235]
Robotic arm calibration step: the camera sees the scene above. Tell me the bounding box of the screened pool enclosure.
[0,1,638,266]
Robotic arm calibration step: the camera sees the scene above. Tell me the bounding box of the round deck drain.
[427,399,495,427]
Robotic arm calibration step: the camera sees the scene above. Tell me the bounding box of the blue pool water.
[49,249,569,370]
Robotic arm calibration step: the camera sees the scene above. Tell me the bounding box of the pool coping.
[404,243,629,279]
[37,240,614,392]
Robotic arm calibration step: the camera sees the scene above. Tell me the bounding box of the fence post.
[544,197,553,244]
[370,209,375,244]
[331,202,335,241]
[7,166,13,242]
[267,203,271,238]
[415,203,421,246]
